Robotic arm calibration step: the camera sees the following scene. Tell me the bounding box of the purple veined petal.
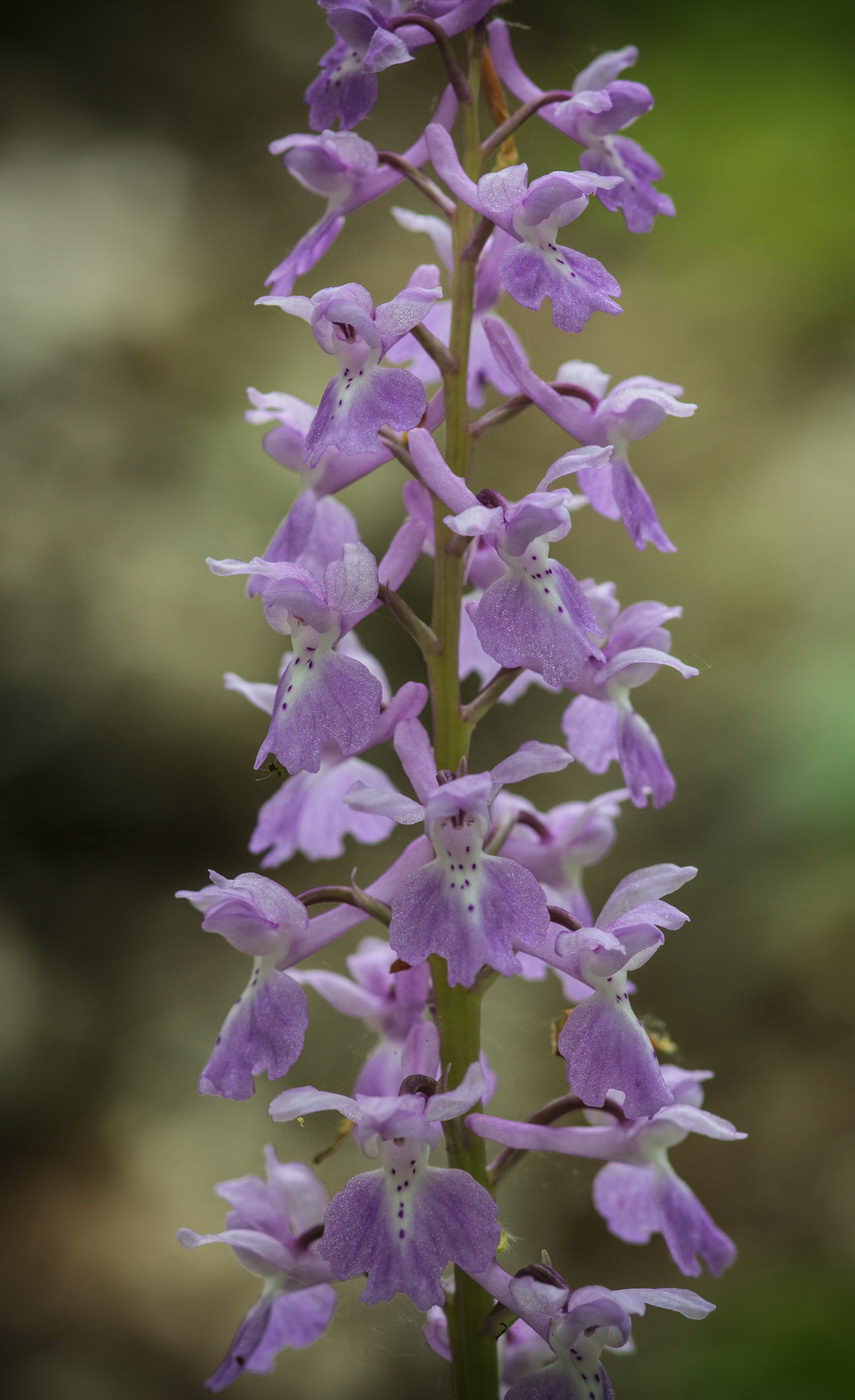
[246,491,359,599]
[477,162,531,226]
[445,502,505,540]
[356,1040,407,1097]
[593,1161,660,1245]
[256,645,383,775]
[598,864,696,928]
[580,139,675,235]
[177,1225,294,1276]
[500,241,621,335]
[427,1059,490,1120]
[603,643,695,691]
[177,871,307,957]
[615,709,676,809]
[291,968,380,1020]
[423,1304,452,1362]
[205,1285,337,1391]
[611,461,675,552]
[468,1114,627,1162]
[608,924,665,972]
[318,1161,500,1310]
[572,79,654,136]
[249,756,399,866]
[472,562,603,688]
[424,771,492,824]
[378,514,429,592]
[555,359,612,400]
[604,379,696,435]
[562,696,619,773]
[391,204,454,269]
[268,1084,361,1124]
[389,849,549,987]
[305,365,427,467]
[243,1285,337,1367]
[323,541,379,629]
[343,780,425,825]
[200,969,309,1102]
[574,45,639,92]
[408,427,479,513]
[653,1170,738,1277]
[400,1019,440,1080]
[264,213,346,297]
[661,1104,747,1142]
[537,444,612,492]
[393,715,439,804]
[426,122,482,211]
[374,277,444,348]
[606,1285,714,1321]
[262,1149,332,1236]
[371,679,429,746]
[207,556,334,635]
[490,740,574,793]
[501,493,575,555]
[558,989,673,1119]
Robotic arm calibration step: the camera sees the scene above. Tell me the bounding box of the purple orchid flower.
[408,426,612,686]
[270,1023,500,1309]
[266,84,456,294]
[207,543,384,774]
[561,584,698,808]
[175,873,313,1101]
[426,123,622,332]
[482,321,697,552]
[308,0,498,132]
[257,272,442,465]
[496,788,629,925]
[225,636,428,864]
[526,864,697,1118]
[488,20,675,234]
[471,1260,713,1400]
[293,935,431,1095]
[306,6,413,131]
[344,715,573,985]
[176,834,433,1102]
[178,1147,336,1391]
[470,1065,744,1277]
[386,207,530,406]
[555,359,697,552]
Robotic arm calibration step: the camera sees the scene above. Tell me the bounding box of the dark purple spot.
[399,1229,405,1238]
[467,904,475,912]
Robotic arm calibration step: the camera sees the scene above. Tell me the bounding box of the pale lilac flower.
[293,935,431,1094]
[425,434,614,686]
[306,7,412,131]
[561,586,698,808]
[307,1,495,130]
[207,544,383,774]
[225,641,428,863]
[488,20,675,233]
[344,716,573,985]
[257,273,442,465]
[266,85,457,294]
[482,321,697,552]
[270,1024,500,1308]
[470,1065,744,1277]
[175,873,313,1101]
[178,1147,336,1390]
[497,788,629,925]
[427,123,622,332]
[554,360,697,551]
[526,864,697,1118]
[471,1260,713,1400]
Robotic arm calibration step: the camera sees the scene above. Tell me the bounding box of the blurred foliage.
[2,1,854,1397]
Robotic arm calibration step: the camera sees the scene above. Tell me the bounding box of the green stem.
[424,29,500,1400]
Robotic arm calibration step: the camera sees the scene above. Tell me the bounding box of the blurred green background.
[3,1,854,1396]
